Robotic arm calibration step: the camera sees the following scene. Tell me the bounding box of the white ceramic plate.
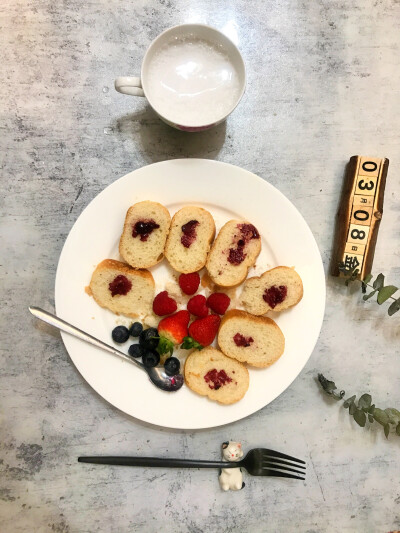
[55,159,325,430]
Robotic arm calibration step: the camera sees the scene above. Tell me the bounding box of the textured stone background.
[1,0,400,531]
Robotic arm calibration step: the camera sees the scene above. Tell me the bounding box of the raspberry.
[187,294,209,318]
[178,272,200,295]
[207,293,230,315]
[152,291,177,316]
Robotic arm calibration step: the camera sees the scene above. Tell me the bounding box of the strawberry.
[179,272,200,295]
[181,314,221,350]
[158,310,190,356]
[207,293,230,315]
[187,294,209,318]
[153,291,177,316]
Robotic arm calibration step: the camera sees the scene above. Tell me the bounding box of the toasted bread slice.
[206,220,261,287]
[89,259,155,317]
[184,347,249,405]
[164,206,215,273]
[241,266,303,315]
[119,201,171,269]
[218,310,285,368]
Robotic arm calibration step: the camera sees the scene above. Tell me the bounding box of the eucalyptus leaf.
[377,285,398,305]
[349,402,357,415]
[388,297,400,316]
[373,273,385,290]
[358,394,372,409]
[384,408,400,424]
[396,423,400,437]
[344,395,356,408]
[363,290,377,301]
[384,424,390,439]
[363,274,373,285]
[368,404,376,414]
[368,414,374,423]
[373,408,389,426]
[353,409,366,427]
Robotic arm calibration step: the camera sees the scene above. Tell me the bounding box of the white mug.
[115,24,246,132]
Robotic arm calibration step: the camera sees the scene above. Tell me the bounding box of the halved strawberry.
[181,314,221,350]
[157,310,190,356]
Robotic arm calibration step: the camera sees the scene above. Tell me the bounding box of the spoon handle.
[29,306,144,370]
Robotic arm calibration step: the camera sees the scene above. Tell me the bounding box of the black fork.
[78,448,306,480]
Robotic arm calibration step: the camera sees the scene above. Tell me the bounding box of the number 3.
[358,179,374,191]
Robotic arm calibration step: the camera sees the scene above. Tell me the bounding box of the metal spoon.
[29,307,184,392]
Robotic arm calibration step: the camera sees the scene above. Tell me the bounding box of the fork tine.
[261,469,305,480]
[262,461,306,475]
[262,449,305,465]
[262,457,306,469]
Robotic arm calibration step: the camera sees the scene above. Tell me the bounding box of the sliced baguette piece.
[89,259,155,317]
[206,220,261,287]
[241,266,303,315]
[184,347,249,405]
[218,310,285,368]
[119,201,171,269]
[164,206,216,273]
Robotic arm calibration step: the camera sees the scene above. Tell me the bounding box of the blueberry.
[164,357,180,376]
[139,328,160,350]
[142,350,160,368]
[128,344,145,358]
[112,326,130,343]
[129,322,143,337]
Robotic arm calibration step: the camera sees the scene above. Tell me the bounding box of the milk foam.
[146,36,242,125]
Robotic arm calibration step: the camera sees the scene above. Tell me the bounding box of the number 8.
[351,229,365,240]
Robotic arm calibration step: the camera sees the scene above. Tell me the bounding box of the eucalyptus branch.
[338,263,400,315]
[318,374,400,439]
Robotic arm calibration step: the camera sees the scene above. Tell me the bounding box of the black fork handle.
[78,456,239,469]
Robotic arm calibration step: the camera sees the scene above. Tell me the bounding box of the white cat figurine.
[219,441,245,491]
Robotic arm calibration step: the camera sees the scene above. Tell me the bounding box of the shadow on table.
[112,106,227,162]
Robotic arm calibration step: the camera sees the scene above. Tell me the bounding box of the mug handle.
[114,77,145,97]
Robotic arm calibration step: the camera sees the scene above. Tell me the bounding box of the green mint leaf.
[343,395,356,409]
[396,423,400,436]
[368,414,374,423]
[377,285,398,304]
[358,394,372,410]
[373,273,385,290]
[373,408,389,426]
[388,297,400,316]
[353,409,366,427]
[384,424,390,439]
[363,290,377,301]
[384,408,400,424]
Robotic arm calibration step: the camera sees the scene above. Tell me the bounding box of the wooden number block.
[350,205,373,226]
[341,252,364,272]
[358,157,381,177]
[345,242,366,255]
[353,195,374,207]
[347,223,370,245]
[330,155,389,280]
[354,175,377,196]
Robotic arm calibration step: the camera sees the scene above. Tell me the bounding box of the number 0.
[353,209,369,221]
[362,161,378,172]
